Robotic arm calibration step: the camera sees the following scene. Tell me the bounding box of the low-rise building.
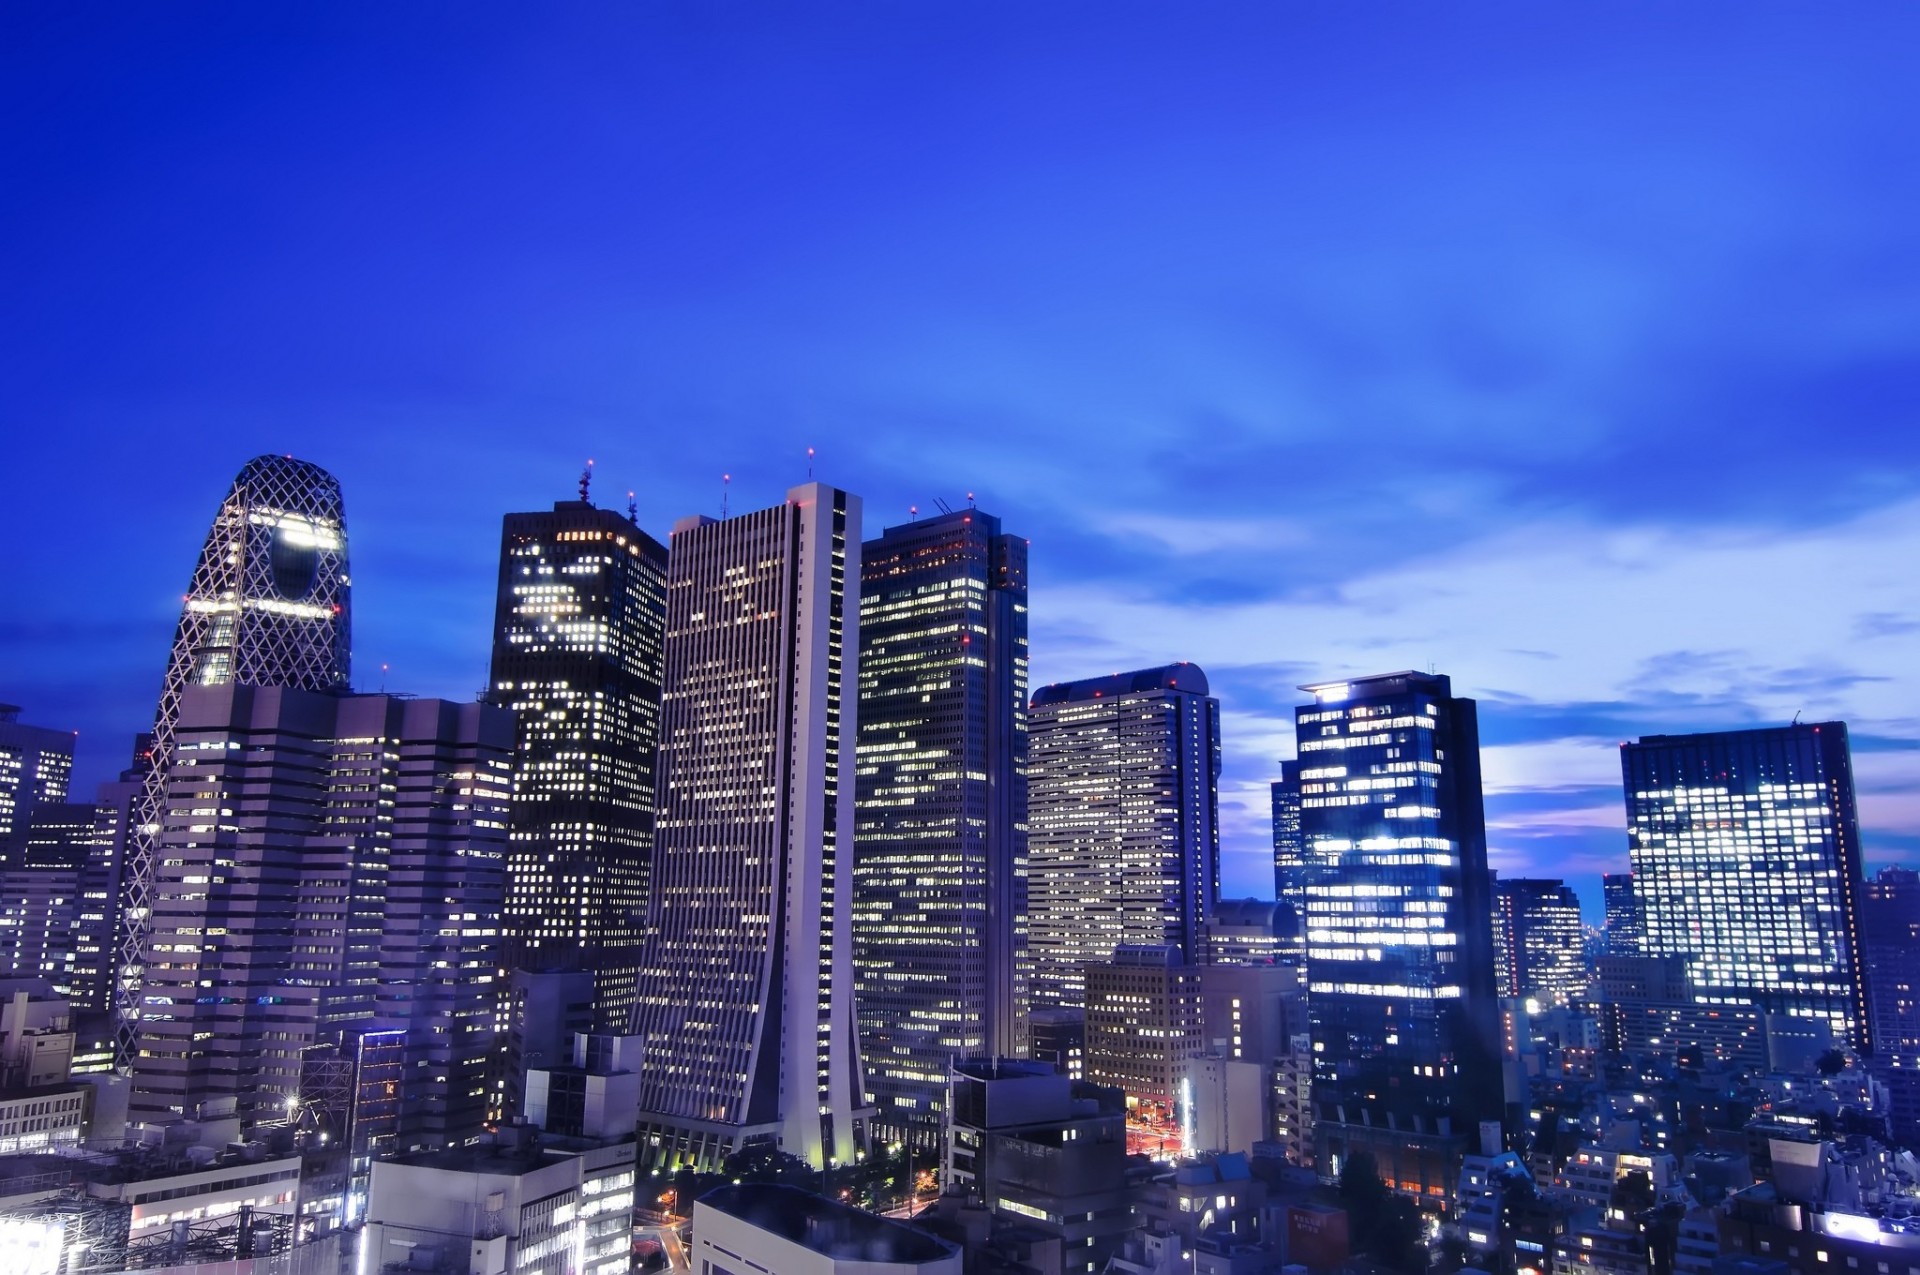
[692,1182,961,1275]
[361,1135,636,1275]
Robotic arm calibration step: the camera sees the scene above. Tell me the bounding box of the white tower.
[630,482,870,1171]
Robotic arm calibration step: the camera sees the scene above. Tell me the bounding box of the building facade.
[118,456,353,1063]
[854,507,1030,1141]
[1860,866,1920,1147]
[1295,670,1503,1204]
[693,1183,962,1275]
[129,684,512,1144]
[1603,872,1645,956]
[1027,664,1220,1011]
[1084,945,1203,1121]
[1622,724,1869,1047]
[1494,878,1587,1006]
[1271,759,1303,908]
[0,706,73,851]
[488,491,669,1029]
[627,483,869,1171]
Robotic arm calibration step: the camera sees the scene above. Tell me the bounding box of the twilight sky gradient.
[5,5,1919,915]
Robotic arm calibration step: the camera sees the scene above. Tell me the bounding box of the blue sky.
[5,5,1918,913]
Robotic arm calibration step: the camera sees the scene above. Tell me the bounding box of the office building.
[362,1137,637,1275]
[0,705,73,849]
[1027,664,1220,1011]
[854,507,1029,1140]
[0,805,89,993]
[488,486,668,1029]
[1494,878,1587,1006]
[1861,866,1920,1148]
[130,684,512,1144]
[1622,724,1868,1047]
[627,483,869,1171]
[1295,670,1502,1203]
[1603,873,1645,956]
[1084,945,1203,1122]
[118,456,352,1061]
[1271,759,1303,907]
[693,1183,962,1275]
[945,1058,1139,1275]
[1206,897,1302,966]
[1028,1007,1085,1081]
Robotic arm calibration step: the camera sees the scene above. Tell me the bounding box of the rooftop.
[698,1183,959,1265]
[1031,662,1208,706]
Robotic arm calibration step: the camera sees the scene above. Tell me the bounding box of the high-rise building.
[1493,878,1587,1006]
[1027,664,1220,1011]
[0,705,74,849]
[1858,867,1919,1147]
[1296,670,1502,1203]
[627,483,869,1171]
[130,684,512,1143]
[1622,724,1868,1047]
[487,487,668,1029]
[854,507,1029,1141]
[118,456,352,1063]
[1602,872,1644,956]
[1083,945,1203,1121]
[0,802,95,995]
[1271,759,1303,907]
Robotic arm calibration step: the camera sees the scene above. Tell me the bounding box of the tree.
[1336,1152,1427,1275]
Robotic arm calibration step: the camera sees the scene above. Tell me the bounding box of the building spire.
[579,458,595,505]
[628,491,638,525]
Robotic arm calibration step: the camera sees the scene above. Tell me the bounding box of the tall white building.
[1026,664,1220,1011]
[629,482,870,1172]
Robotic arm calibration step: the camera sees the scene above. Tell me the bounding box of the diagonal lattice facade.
[116,455,351,1065]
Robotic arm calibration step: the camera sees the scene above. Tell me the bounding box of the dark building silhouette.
[1295,670,1502,1204]
[854,507,1029,1142]
[488,486,668,1029]
[1861,866,1920,1147]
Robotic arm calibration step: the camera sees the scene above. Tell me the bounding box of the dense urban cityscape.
[0,451,1914,1275]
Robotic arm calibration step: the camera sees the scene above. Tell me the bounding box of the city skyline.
[7,7,1920,915]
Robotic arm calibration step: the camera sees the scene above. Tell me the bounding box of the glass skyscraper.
[627,483,869,1172]
[1602,871,1644,956]
[1861,867,1920,1148]
[1492,877,1586,1006]
[1622,723,1868,1046]
[854,507,1029,1142]
[488,491,668,1028]
[1296,670,1501,1203]
[1271,758,1303,907]
[0,704,74,850]
[118,455,352,1063]
[1026,664,1220,1012]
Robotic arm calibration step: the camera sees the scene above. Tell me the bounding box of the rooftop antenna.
[380,662,389,693]
[579,459,594,505]
[721,473,731,519]
[934,496,954,515]
[967,491,975,508]
[1792,710,1802,726]
[909,504,919,522]
[627,491,638,525]
[807,446,815,479]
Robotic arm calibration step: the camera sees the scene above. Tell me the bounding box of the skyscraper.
[488,486,669,1028]
[628,483,869,1171]
[1026,664,1220,1012]
[1601,872,1644,956]
[130,684,511,1141]
[0,705,74,849]
[1492,878,1586,1006]
[854,507,1029,1142]
[1296,671,1501,1202]
[1271,759,1303,908]
[118,456,351,1062]
[1621,724,1868,1046]
[1861,867,1920,1148]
